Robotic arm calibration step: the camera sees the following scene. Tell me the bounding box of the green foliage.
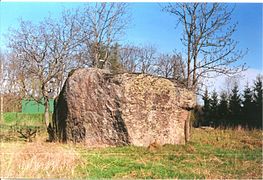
[191,105,203,127]
[202,88,211,126]
[253,76,263,105]
[253,75,263,128]
[210,90,219,126]
[242,84,254,128]
[201,75,262,129]
[218,91,229,127]
[229,83,242,126]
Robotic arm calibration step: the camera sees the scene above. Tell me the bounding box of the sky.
[0,2,262,92]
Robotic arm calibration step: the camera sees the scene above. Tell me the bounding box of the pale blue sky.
[0,2,262,71]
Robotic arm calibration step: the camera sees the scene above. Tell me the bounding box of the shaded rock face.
[52,68,196,146]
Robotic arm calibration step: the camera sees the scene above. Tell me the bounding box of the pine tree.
[210,90,219,127]
[218,91,229,128]
[229,83,242,127]
[202,88,211,126]
[242,83,254,129]
[253,75,263,129]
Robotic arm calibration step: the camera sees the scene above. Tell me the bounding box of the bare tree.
[119,44,156,74]
[6,3,128,128]
[5,52,28,98]
[44,9,86,94]
[0,52,21,115]
[7,14,83,127]
[0,51,4,122]
[224,75,241,96]
[155,54,173,78]
[155,52,186,81]
[8,20,53,127]
[120,45,140,73]
[82,3,129,68]
[164,3,246,89]
[137,45,157,74]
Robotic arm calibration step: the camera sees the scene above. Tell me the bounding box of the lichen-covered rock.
[52,68,196,146]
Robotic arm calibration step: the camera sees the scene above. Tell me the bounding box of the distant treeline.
[192,75,262,129]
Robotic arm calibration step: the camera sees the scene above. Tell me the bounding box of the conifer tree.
[253,75,263,129]
[218,91,229,128]
[229,83,242,127]
[242,83,254,128]
[210,90,219,127]
[109,43,123,74]
[202,88,211,126]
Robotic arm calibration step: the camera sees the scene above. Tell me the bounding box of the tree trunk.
[184,111,190,143]
[0,95,3,123]
[0,60,3,123]
[192,55,197,88]
[44,97,49,127]
[187,37,191,89]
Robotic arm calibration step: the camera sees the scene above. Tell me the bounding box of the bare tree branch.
[163,3,247,90]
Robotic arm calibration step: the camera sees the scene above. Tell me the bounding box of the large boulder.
[52,68,196,146]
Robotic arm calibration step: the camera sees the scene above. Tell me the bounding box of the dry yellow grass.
[0,127,261,179]
[0,141,80,178]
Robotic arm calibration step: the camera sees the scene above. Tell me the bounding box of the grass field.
[74,128,262,179]
[2,112,47,126]
[0,113,262,178]
[0,112,46,142]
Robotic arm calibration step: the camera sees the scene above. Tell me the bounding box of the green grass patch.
[0,112,47,142]
[74,128,262,179]
[2,112,49,126]
[76,147,205,179]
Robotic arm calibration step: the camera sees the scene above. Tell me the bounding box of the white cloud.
[204,68,262,93]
